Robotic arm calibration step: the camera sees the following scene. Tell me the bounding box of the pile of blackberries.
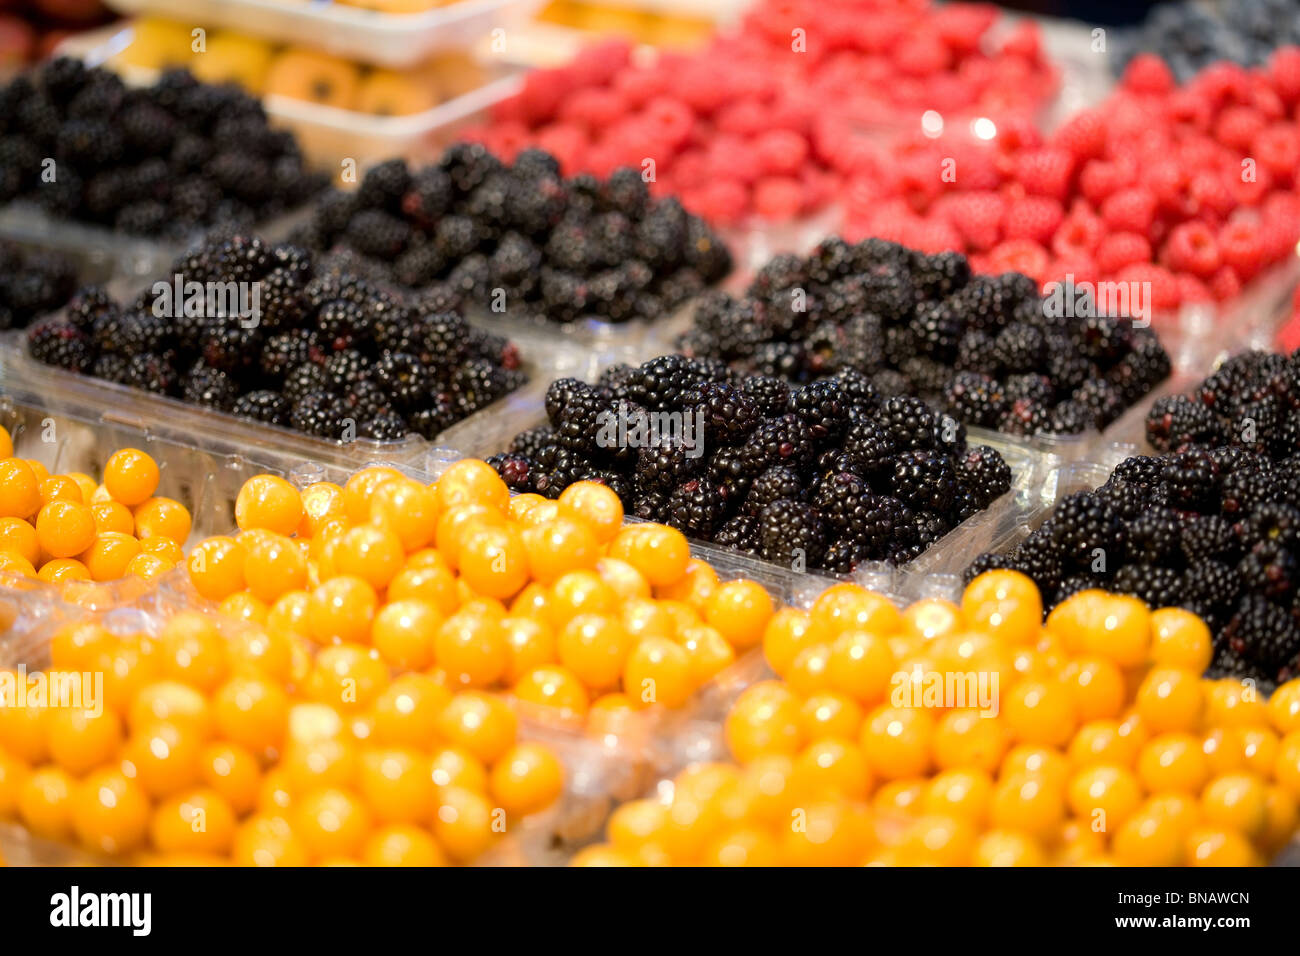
[0,59,325,238]
[0,241,77,330]
[291,145,732,325]
[26,233,525,442]
[1147,350,1300,458]
[678,237,1171,439]
[968,443,1300,691]
[488,354,1013,573]
[1113,0,1300,82]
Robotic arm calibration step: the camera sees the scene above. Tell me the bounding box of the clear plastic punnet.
[101,0,548,69]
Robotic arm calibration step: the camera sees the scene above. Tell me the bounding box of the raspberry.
[1052,109,1107,162]
[691,179,749,226]
[1001,196,1063,244]
[985,239,1049,282]
[1100,187,1157,235]
[714,99,769,137]
[1051,209,1103,258]
[932,2,996,55]
[1253,124,1300,183]
[893,33,951,77]
[1078,159,1133,205]
[752,177,806,220]
[1116,262,1181,313]
[1218,220,1265,280]
[753,129,809,177]
[1187,169,1237,220]
[1014,148,1075,201]
[1095,231,1152,275]
[938,191,1004,252]
[1121,53,1175,95]
[1175,273,1213,304]
[640,97,694,150]
[1268,46,1300,105]
[1163,221,1221,278]
[1215,106,1267,152]
[1210,265,1241,302]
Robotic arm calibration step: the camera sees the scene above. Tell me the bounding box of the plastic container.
[101,0,547,69]
[0,203,184,286]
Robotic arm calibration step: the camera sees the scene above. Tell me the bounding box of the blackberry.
[1162,450,1219,512]
[739,376,791,417]
[787,380,850,441]
[27,319,92,372]
[1006,535,1064,596]
[1220,466,1279,516]
[1048,492,1124,571]
[372,352,429,409]
[954,330,998,373]
[842,420,897,475]
[489,453,535,493]
[1237,541,1297,601]
[685,381,760,445]
[1111,564,1183,609]
[815,481,892,554]
[747,466,805,514]
[232,390,291,426]
[91,353,130,383]
[1047,400,1094,435]
[713,514,760,554]
[200,323,263,376]
[629,354,706,411]
[356,158,411,213]
[1072,378,1126,428]
[750,341,806,380]
[1181,514,1239,564]
[738,414,816,474]
[123,352,178,394]
[449,359,510,414]
[758,499,826,568]
[1056,573,1104,604]
[878,396,936,451]
[909,250,970,300]
[316,299,370,352]
[345,210,409,259]
[1124,509,1183,564]
[999,398,1051,437]
[637,439,705,495]
[261,329,323,379]
[182,361,238,410]
[283,363,330,404]
[341,377,389,422]
[629,491,667,521]
[1045,349,1094,394]
[553,389,617,455]
[944,372,1007,428]
[900,356,952,397]
[408,398,459,439]
[1183,559,1241,614]
[323,349,370,393]
[964,551,1017,585]
[1224,595,1300,672]
[663,479,725,537]
[889,450,958,512]
[290,391,347,439]
[957,445,1012,507]
[360,411,409,441]
[1145,395,1224,452]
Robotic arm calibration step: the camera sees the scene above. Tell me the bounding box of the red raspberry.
[1165,89,1213,131]
[991,115,1044,154]
[1175,273,1213,304]
[479,122,529,164]
[1100,187,1157,235]
[1116,262,1181,313]
[1187,169,1238,220]
[705,135,762,184]
[1225,161,1274,207]
[568,40,632,88]
[691,179,749,226]
[1218,219,1265,280]
[1144,158,1188,212]
[714,99,770,138]
[1163,221,1222,278]
[1079,159,1134,205]
[1249,81,1286,121]
[1253,124,1300,182]
[1015,148,1075,201]
[1121,53,1174,95]
[515,68,575,125]
[1198,62,1254,108]
[1052,109,1107,162]
[752,176,806,220]
[1095,232,1153,275]
[1209,265,1241,302]
[1259,202,1300,262]
[893,33,951,77]
[799,167,837,212]
[987,239,1050,282]
[559,87,625,132]
[1047,255,1100,291]
[1051,209,1103,258]
[753,129,810,177]
[674,61,732,116]
[1269,46,1300,105]
[639,97,695,150]
[937,190,1005,252]
[1001,195,1063,244]
[907,217,964,255]
[999,20,1043,61]
[932,2,997,56]
[612,68,668,111]
[1214,106,1267,152]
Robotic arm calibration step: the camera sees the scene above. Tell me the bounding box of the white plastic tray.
[102,0,547,68]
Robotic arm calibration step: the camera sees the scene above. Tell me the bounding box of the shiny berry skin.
[72,769,151,855]
[102,448,160,506]
[0,459,42,519]
[133,496,192,543]
[489,742,565,816]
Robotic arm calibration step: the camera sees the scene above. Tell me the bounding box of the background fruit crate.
[100,0,548,69]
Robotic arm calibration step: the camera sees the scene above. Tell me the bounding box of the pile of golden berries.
[573,573,1300,866]
[0,434,188,586]
[186,460,775,730]
[0,605,564,865]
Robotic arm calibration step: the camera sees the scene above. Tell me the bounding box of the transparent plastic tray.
[437,357,1056,588]
[0,203,184,285]
[57,24,525,171]
[101,0,547,68]
[0,578,644,867]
